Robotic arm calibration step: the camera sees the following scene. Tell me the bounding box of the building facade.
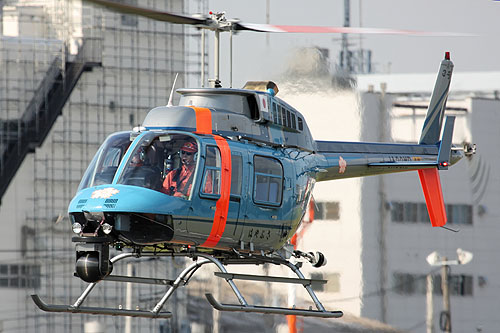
[279,73,499,332]
[0,0,206,332]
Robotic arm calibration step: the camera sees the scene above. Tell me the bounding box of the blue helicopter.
[32,0,473,320]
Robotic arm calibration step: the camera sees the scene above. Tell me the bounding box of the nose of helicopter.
[68,184,188,215]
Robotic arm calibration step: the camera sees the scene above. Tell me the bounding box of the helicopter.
[32,0,474,320]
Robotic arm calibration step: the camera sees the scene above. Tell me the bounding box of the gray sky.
[206,0,500,88]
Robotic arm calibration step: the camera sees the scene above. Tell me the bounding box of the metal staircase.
[0,40,101,203]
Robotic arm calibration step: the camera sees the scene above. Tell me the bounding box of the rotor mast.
[204,11,233,88]
[211,30,221,88]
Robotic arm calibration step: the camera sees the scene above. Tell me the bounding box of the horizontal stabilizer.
[437,116,455,169]
[369,161,437,167]
[418,168,447,227]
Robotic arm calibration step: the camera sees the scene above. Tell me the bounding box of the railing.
[0,38,102,203]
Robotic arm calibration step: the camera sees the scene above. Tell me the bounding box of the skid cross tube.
[214,272,327,287]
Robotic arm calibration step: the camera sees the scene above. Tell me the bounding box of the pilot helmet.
[181,142,197,153]
[131,147,146,166]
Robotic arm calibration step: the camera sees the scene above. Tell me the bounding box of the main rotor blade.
[83,0,209,26]
[234,22,472,37]
[83,0,475,37]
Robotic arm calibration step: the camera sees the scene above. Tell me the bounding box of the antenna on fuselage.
[167,73,179,107]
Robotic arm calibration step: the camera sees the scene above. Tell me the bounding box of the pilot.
[162,141,199,198]
[130,147,146,166]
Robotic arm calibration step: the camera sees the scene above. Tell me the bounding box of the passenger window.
[231,154,242,196]
[202,146,221,195]
[298,117,303,131]
[253,156,283,206]
[272,103,278,124]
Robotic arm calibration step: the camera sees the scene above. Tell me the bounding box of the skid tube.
[32,250,343,319]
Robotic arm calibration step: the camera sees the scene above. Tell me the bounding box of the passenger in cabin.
[162,141,207,198]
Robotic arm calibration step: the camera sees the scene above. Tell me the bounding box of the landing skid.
[32,250,343,319]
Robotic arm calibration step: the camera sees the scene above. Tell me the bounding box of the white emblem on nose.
[91,188,119,199]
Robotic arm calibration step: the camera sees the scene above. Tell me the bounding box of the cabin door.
[187,146,242,247]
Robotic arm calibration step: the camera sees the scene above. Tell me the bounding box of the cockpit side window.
[78,132,131,191]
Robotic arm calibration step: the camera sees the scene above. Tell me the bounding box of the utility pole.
[125,263,134,333]
[426,274,434,333]
[441,258,451,333]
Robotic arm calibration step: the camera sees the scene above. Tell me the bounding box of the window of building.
[313,202,340,221]
[390,202,473,225]
[253,155,283,206]
[447,204,473,225]
[0,264,40,289]
[393,272,473,296]
[120,0,138,26]
[310,272,340,293]
[121,15,138,26]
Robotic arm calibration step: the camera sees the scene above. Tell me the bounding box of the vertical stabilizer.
[419,52,454,144]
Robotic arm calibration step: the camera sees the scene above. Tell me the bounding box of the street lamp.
[426,249,473,333]
[427,249,474,266]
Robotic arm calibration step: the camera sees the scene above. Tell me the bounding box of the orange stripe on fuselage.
[201,135,232,248]
[191,107,212,134]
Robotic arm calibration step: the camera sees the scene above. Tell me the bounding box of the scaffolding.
[0,0,206,332]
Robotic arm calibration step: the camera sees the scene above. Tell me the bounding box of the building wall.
[279,86,365,316]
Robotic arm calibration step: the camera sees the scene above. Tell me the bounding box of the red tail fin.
[418,168,447,227]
